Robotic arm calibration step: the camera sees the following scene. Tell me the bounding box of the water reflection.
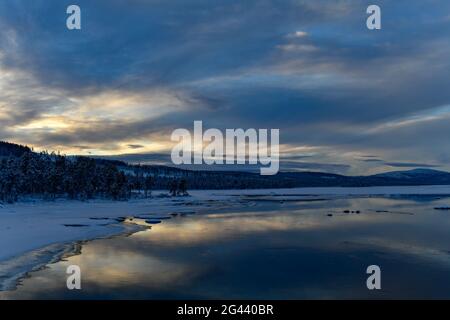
[2,196,450,299]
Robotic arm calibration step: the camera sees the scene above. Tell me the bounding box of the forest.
[0,142,188,203]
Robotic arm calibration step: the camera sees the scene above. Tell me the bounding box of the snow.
[1,185,450,291]
[0,193,223,291]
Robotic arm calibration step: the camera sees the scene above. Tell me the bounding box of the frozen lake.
[2,193,450,299]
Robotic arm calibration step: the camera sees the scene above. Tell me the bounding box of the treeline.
[0,151,187,203]
[0,141,31,157]
[148,168,297,190]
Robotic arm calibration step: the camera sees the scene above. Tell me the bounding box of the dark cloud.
[360,159,383,163]
[72,145,91,150]
[127,144,145,150]
[384,162,440,168]
[1,1,450,174]
[280,161,351,174]
[93,152,172,165]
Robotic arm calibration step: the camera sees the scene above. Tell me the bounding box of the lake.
[2,194,450,299]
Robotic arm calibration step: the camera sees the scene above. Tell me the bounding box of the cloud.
[384,162,440,168]
[286,31,309,38]
[0,0,450,174]
[127,144,145,150]
[280,161,351,174]
[72,145,91,150]
[276,44,318,53]
[360,159,383,163]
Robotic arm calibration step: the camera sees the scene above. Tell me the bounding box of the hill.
[0,141,32,158]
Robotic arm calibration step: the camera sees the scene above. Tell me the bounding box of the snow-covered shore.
[0,190,249,291]
[1,185,450,291]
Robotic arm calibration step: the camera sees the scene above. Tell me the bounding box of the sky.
[0,0,449,175]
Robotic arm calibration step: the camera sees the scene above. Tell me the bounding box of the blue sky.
[0,0,450,174]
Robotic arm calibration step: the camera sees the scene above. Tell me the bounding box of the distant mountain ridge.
[274,168,450,188]
[373,168,445,179]
[1,141,450,189]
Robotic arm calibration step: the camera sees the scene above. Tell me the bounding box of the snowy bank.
[0,192,234,291]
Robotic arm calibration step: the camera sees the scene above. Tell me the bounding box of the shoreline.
[0,223,146,292]
[1,186,450,293]
[0,191,241,292]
